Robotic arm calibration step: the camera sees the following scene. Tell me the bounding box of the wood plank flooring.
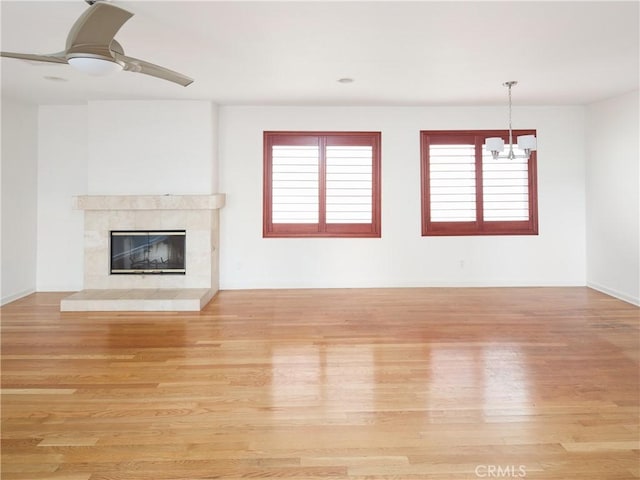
[1,287,639,479]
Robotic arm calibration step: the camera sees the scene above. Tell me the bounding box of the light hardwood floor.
[1,288,638,479]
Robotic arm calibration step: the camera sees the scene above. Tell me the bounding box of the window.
[420,130,538,236]
[264,131,381,237]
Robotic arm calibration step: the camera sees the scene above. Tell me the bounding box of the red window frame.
[420,130,538,236]
[263,131,381,238]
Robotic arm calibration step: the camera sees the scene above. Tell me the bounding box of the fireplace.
[61,194,225,311]
[110,230,186,274]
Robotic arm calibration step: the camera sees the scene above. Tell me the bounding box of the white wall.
[87,101,216,195]
[1,99,38,304]
[219,105,587,289]
[36,105,87,292]
[35,100,218,291]
[5,95,637,299]
[586,90,640,305]
[3,100,595,297]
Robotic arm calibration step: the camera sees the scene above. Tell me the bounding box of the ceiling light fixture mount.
[485,81,537,160]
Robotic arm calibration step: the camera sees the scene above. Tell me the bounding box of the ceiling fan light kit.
[1,0,193,87]
[68,56,123,75]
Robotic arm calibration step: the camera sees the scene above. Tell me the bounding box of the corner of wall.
[1,98,38,304]
[585,90,640,305]
[211,102,219,193]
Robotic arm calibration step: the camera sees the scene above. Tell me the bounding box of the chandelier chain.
[505,81,516,159]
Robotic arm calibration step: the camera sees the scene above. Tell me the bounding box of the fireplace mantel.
[74,194,225,211]
[61,194,225,312]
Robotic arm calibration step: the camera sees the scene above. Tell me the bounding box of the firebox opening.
[110,230,186,274]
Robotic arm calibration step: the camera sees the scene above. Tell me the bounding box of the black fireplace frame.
[110,230,186,275]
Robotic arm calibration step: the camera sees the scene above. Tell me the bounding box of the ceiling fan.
[0,0,193,87]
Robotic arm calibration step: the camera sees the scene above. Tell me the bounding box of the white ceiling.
[1,0,638,106]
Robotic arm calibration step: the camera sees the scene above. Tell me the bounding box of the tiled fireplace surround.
[60,194,225,312]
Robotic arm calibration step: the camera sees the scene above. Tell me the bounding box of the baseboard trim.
[5,285,637,308]
[1,288,36,307]
[587,282,640,306]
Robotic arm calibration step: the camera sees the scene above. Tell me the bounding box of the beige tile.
[70,195,223,311]
[60,289,213,312]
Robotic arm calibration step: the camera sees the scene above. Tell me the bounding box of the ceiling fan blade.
[66,3,133,52]
[0,51,67,64]
[116,54,194,87]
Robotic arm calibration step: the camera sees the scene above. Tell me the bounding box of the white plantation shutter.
[264,132,381,238]
[482,147,529,221]
[271,145,319,223]
[326,145,373,223]
[421,130,538,236]
[428,144,477,222]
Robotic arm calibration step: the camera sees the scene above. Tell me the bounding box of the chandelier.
[485,81,537,160]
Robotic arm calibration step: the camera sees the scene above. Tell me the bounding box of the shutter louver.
[271,145,319,223]
[482,147,530,221]
[428,144,477,222]
[326,145,373,224]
